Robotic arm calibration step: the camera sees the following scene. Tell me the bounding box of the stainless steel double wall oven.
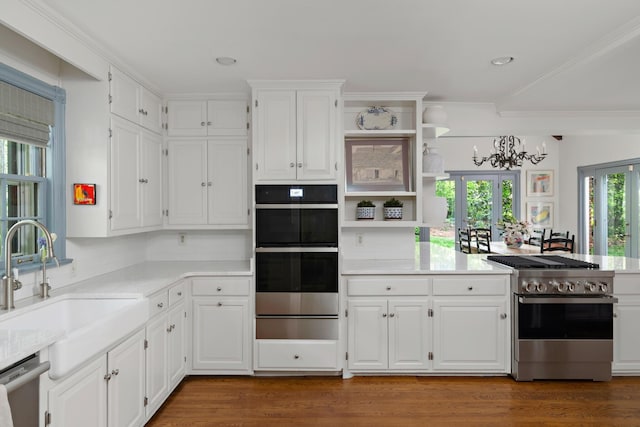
[255,185,339,340]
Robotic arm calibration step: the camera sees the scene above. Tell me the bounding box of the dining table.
[489,241,542,255]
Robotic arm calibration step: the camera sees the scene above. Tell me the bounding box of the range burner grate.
[487,255,599,269]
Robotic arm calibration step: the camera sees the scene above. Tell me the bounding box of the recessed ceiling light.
[490,56,514,66]
[215,56,237,66]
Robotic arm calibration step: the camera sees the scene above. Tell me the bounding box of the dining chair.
[474,228,492,253]
[541,233,575,253]
[458,228,473,254]
[528,228,546,246]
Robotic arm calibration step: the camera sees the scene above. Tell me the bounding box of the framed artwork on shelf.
[527,170,553,196]
[526,201,553,228]
[345,137,412,192]
[73,183,96,205]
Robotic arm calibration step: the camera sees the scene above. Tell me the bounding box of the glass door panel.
[428,180,456,248]
[594,166,632,256]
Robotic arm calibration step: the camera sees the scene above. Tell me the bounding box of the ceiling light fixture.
[473,136,546,170]
[215,56,237,66]
[490,56,514,66]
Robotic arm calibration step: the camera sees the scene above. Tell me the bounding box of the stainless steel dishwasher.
[0,353,50,427]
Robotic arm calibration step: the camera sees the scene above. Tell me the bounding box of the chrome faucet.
[2,220,57,310]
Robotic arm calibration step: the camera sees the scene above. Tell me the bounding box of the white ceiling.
[37,0,640,112]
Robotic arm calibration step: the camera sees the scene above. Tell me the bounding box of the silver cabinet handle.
[389,313,395,318]
[138,108,144,114]
[104,373,112,381]
[111,369,119,376]
[500,313,507,319]
[382,313,387,318]
[157,302,164,308]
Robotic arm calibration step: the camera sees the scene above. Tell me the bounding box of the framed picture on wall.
[526,201,553,228]
[526,170,553,196]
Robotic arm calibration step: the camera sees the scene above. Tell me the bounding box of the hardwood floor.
[146,375,640,426]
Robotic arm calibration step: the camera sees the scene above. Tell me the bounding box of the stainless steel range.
[487,255,617,381]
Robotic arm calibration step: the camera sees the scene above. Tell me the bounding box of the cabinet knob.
[289,162,295,168]
[207,121,212,125]
[389,313,395,318]
[613,313,618,318]
[157,302,164,308]
[217,287,222,291]
[467,286,473,291]
[217,302,223,307]
[143,110,148,116]
[297,162,302,168]
[138,108,144,114]
[139,178,145,183]
[201,182,207,187]
[201,121,206,126]
[167,325,172,332]
[294,354,300,359]
[382,313,387,318]
[104,373,112,381]
[500,313,507,319]
[177,291,182,296]
[207,182,212,187]
[386,286,391,291]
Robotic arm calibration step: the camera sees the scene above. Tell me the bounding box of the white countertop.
[0,260,252,370]
[342,243,640,275]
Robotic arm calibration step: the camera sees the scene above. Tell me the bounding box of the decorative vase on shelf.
[356,206,375,220]
[422,105,448,125]
[423,144,445,174]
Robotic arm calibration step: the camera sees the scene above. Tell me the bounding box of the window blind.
[0,80,54,147]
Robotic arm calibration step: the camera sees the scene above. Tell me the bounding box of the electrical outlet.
[178,233,186,246]
[355,233,364,247]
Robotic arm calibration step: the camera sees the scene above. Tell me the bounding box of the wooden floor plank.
[146,376,640,426]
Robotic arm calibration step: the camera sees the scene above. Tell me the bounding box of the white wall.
[0,24,61,85]
[145,230,251,262]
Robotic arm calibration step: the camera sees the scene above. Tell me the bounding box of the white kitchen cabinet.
[347,299,430,370]
[110,117,163,232]
[110,66,162,134]
[107,330,146,427]
[47,330,145,427]
[345,275,510,375]
[190,277,251,373]
[145,281,187,419]
[250,82,343,182]
[613,274,640,373]
[166,138,248,227]
[167,99,248,136]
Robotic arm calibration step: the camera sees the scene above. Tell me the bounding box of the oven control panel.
[518,278,613,295]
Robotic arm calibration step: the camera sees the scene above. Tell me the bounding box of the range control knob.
[585,282,598,293]
[598,282,609,293]
[550,280,561,292]
[536,282,548,293]
[523,281,537,293]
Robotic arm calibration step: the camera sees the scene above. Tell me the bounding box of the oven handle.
[518,296,619,305]
[256,247,338,253]
[256,204,338,209]
[4,361,50,394]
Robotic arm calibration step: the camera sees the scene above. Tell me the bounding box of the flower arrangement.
[497,215,529,248]
[37,233,57,263]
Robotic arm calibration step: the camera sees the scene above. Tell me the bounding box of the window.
[0,62,66,271]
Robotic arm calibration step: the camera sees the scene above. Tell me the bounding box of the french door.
[591,165,639,257]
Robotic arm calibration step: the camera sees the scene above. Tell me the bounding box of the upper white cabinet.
[109,66,162,134]
[249,81,344,182]
[166,138,248,228]
[167,99,248,136]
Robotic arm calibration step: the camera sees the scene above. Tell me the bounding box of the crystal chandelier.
[473,135,546,170]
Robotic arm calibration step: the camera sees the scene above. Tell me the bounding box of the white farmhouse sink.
[0,296,149,379]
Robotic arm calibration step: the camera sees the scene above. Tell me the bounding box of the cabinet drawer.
[614,275,640,295]
[192,277,251,296]
[255,340,338,370]
[347,278,431,296]
[432,277,508,296]
[168,281,186,306]
[148,291,168,317]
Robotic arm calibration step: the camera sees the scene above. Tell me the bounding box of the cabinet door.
[388,299,430,370]
[167,140,208,225]
[296,90,337,180]
[254,90,297,180]
[140,131,163,227]
[110,117,141,231]
[432,299,507,372]
[347,300,388,370]
[48,356,107,427]
[167,100,207,136]
[145,315,169,417]
[139,87,162,133]
[613,298,640,372]
[110,67,139,124]
[107,330,145,427]
[168,302,186,390]
[207,100,247,136]
[207,139,248,225]
[192,298,250,370]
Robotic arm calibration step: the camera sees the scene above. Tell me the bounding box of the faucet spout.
[2,220,57,310]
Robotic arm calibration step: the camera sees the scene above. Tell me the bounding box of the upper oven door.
[516,295,617,340]
[255,206,338,247]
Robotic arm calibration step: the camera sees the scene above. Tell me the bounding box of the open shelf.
[342,220,419,228]
[422,123,450,138]
[344,129,417,137]
[345,191,417,198]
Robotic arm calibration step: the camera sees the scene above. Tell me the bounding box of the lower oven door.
[256,316,339,340]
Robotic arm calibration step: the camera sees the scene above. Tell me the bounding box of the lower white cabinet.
[347,299,429,370]
[190,277,251,373]
[345,275,510,375]
[47,329,145,427]
[613,274,640,373]
[145,282,186,418]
